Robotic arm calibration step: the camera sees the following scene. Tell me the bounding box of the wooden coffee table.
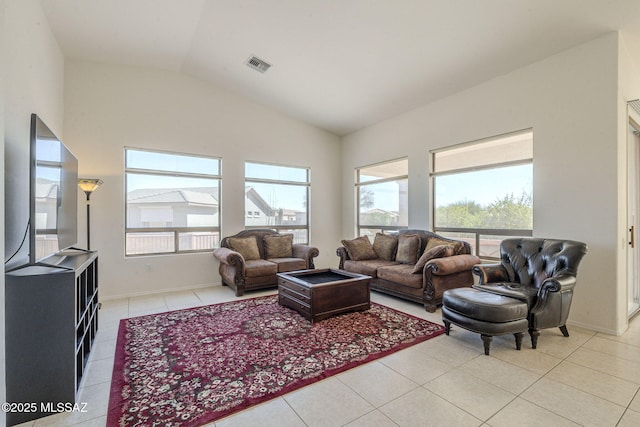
[277,269,371,322]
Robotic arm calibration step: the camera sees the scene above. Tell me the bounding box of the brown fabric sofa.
[337,229,480,312]
[213,229,319,296]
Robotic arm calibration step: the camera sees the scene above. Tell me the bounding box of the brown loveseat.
[337,229,479,312]
[213,229,319,296]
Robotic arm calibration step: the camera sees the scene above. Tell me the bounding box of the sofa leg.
[235,287,244,297]
[480,334,492,355]
[529,328,540,349]
[514,332,524,350]
[443,320,451,335]
[424,302,437,313]
[559,325,569,337]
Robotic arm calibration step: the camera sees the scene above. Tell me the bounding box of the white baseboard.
[101,281,223,301]
[566,319,625,336]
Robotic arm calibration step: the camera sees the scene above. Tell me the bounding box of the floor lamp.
[78,178,103,250]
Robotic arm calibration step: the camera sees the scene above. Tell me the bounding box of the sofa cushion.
[244,259,278,277]
[396,234,421,264]
[377,264,423,289]
[264,233,293,258]
[342,236,377,261]
[412,244,455,273]
[228,236,261,260]
[343,259,398,278]
[373,233,398,261]
[268,257,306,272]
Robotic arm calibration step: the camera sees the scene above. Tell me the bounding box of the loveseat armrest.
[213,247,245,268]
[336,246,350,269]
[425,254,480,276]
[472,263,509,284]
[423,254,480,312]
[293,244,320,269]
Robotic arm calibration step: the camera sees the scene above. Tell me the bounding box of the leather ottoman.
[442,287,528,355]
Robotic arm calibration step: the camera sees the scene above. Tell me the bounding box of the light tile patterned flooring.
[16,286,640,426]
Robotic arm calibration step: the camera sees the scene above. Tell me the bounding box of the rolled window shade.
[433,129,532,174]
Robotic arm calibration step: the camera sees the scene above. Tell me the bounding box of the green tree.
[360,211,397,226]
[436,192,532,230]
[435,200,484,228]
[483,192,533,229]
[359,187,375,210]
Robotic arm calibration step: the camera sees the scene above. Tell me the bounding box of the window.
[431,129,533,258]
[356,158,408,239]
[125,148,221,256]
[245,161,310,244]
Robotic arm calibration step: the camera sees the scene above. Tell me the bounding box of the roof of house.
[128,188,218,206]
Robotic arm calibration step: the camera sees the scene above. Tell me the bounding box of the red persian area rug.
[107,295,445,427]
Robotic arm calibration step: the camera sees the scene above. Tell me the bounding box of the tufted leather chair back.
[500,238,588,289]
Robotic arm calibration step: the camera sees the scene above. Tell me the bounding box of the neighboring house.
[245,186,305,226]
[126,186,304,229]
[245,186,274,226]
[127,188,219,228]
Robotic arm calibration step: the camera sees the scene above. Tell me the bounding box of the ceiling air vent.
[245,55,272,73]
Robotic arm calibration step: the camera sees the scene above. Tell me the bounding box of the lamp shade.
[78,178,103,194]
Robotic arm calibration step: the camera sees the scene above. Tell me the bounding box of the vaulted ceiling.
[39,0,640,136]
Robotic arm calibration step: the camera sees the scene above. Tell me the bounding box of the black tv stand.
[5,251,99,425]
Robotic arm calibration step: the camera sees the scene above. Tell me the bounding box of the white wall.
[63,60,341,299]
[3,0,65,423]
[342,33,623,334]
[4,0,65,269]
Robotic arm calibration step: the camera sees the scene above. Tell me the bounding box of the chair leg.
[559,325,569,337]
[529,328,540,349]
[443,320,451,335]
[480,334,493,355]
[514,332,524,350]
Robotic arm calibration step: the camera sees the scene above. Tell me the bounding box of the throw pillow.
[227,236,261,260]
[412,244,455,273]
[424,237,453,252]
[264,234,294,258]
[424,237,466,254]
[342,236,377,261]
[373,233,398,261]
[395,234,421,264]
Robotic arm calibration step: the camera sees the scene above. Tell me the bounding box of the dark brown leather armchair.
[472,237,588,348]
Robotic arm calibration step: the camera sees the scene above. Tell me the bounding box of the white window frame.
[244,161,310,244]
[430,129,533,258]
[355,158,409,238]
[125,147,221,256]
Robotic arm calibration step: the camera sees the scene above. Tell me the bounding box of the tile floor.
[15,286,640,427]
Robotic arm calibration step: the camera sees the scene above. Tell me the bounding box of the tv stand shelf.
[5,251,99,426]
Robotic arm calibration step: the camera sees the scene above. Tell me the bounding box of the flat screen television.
[29,113,79,264]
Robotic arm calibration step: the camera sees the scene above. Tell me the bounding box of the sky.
[123,149,532,212]
[435,164,532,207]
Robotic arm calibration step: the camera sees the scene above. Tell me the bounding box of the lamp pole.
[85,191,92,250]
[78,178,103,251]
